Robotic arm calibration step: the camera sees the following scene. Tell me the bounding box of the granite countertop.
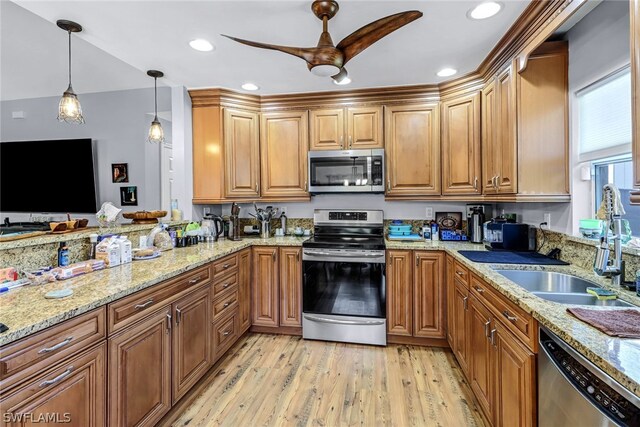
[2,236,640,399]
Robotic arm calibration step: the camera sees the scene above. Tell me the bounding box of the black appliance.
[483,218,536,251]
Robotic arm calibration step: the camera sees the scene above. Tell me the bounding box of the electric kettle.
[202,215,224,241]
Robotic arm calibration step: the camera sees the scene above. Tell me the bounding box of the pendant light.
[147,70,165,144]
[56,20,85,124]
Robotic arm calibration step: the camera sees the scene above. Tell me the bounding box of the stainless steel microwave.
[308,149,385,194]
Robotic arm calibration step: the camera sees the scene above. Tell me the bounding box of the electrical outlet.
[203,207,211,216]
[543,213,551,228]
[425,207,434,220]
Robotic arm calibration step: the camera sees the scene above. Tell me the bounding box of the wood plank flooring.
[170,333,485,427]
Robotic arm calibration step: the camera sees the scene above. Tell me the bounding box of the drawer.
[0,307,106,391]
[212,253,238,280]
[212,271,238,298]
[212,289,239,322]
[470,274,536,349]
[108,265,210,334]
[453,260,469,287]
[213,312,238,360]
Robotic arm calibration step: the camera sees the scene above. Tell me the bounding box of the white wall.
[0,86,171,221]
[566,0,630,233]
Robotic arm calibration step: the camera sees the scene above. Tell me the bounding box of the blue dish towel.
[458,250,569,265]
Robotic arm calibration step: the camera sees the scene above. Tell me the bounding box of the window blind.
[577,68,631,158]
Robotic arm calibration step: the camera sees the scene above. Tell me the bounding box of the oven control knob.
[587,386,595,394]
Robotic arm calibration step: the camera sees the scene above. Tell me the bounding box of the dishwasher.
[539,327,640,426]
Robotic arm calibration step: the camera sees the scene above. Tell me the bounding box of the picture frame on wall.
[112,163,129,183]
[120,186,138,206]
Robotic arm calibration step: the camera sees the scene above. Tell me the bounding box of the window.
[593,157,639,235]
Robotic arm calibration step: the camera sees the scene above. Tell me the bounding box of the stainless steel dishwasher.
[539,327,640,426]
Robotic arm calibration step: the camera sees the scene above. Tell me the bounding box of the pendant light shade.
[147,70,165,144]
[56,20,85,124]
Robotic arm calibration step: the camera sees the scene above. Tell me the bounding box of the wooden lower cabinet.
[469,295,495,422]
[279,247,302,327]
[452,279,471,377]
[108,308,172,427]
[172,286,211,403]
[238,248,252,333]
[493,321,536,427]
[386,250,413,336]
[413,252,445,338]
[1,343,106,427]
[251,247,279,327]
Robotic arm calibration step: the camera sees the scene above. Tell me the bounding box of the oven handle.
[303,314,386,326]
[303,251,383,257]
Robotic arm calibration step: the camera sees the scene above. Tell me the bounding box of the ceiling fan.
[222,0,423,83]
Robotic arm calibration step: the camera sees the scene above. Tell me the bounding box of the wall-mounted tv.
[0,138,99,214]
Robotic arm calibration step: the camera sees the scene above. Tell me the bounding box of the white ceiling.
[3,0,530,99]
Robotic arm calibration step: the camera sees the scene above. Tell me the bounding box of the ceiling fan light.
[58,85,84,124]
[310,64,341,77]
[333,76,351,85]
[148,118,165,144]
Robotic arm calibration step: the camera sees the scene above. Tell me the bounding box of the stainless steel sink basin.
[495,270,597,293]
[495,269,636,308]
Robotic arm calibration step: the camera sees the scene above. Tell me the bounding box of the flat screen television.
[0,138,99,213]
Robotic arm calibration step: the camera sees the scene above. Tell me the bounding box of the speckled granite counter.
[2,236,640,399]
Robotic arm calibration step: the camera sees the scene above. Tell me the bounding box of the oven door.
[308,149,384,193]
[302,248,386,345]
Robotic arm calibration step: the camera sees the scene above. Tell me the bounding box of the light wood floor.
[171,333,485,427]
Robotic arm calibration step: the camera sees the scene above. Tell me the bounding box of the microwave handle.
[367,156,372,183]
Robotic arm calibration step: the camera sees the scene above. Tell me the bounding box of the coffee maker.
[466,204,492,244]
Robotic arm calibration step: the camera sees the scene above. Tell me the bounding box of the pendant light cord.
[67,30,72,87]
[154,77,158,120]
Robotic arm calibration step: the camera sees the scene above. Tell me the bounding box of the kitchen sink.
[495,269,636,308]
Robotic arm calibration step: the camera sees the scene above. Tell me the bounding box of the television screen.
[0,139,98,213]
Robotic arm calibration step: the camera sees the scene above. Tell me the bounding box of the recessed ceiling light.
[189,39,214,52]
[437,68,458,77]
[333,76,351,86]
[241,83,259,91]
[468,2,502,20]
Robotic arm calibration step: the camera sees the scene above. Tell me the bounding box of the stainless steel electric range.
[302,209,386,346]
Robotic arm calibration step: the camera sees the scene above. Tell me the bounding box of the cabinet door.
[279,247,302,327]
[494,322,536,427]
[172,286,211,403]
[1,343,106,427]
[108,308,172,427]
[469,296,495,423]
[386,250,413,336]
[260,111,309,198]
[385,104,440,196]
[441,93,482,195]
[223,108,260,198]
[346,106,384,149]
[445,256,455,348]
[634,0,640,190]
[413,252,445,339]
[310,108,345,150]
[251,247,279,327]
[238,248,252,333]
[192,105,225,203]
[453,280,471,377]
[482,79,498,194]
[496,64,518,194]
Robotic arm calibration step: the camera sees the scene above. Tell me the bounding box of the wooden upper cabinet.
[310,108,345,150]
[224,108,260,198]
[413,252,445,339]
[172,286,211,403]
[279,247,302,328]
[481,79,498,194]
[192,105,225,204]
[517,41,569,197]
[347,106,384,149]
[493,321,536,427]
[109,308,172,427]
[441,93,482,195]
[238,249,252,334]
[251,247,279,327]
[260,111,309,199]
[385,104,441,197]
[386,250,413,336]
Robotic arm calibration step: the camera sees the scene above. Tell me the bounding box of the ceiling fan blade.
[222,35,318,64]
[336,10,423,64]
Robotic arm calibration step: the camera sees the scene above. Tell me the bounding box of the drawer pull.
[176,308,182,325]
[484,320,491,337]
[134,299,154,310]
[223,302,230,308]
[490,328,497,346]
[473,286,485,294]
[455,271,465,277]
[223,330,231,336]
[223,283,230,288]
[166,313,172,333]
[223,264,230,269]
[462,296,468,310]
[502,310,517,323]
[38,337,73,354]
[40,367,74,388]
[188,276,201,284]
